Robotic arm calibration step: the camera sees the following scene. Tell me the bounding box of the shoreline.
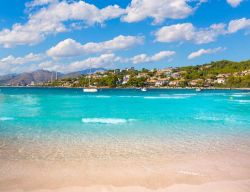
[1,86,250,91]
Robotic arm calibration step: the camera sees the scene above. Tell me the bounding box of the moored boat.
[196,88,202,92]
[83,67,98,93]
[83,88,98,93]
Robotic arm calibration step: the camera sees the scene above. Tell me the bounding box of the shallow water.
[0,88,250,159]
[0,88,250,191]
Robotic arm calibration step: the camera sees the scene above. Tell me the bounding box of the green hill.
[179,60,250,88]
[43,60,250,88]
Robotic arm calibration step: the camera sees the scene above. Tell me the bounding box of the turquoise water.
[0,87,250,160]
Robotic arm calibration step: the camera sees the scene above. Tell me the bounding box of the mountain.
[61,68,106,79]
[0,70,62,86]
[0,68,106,86]
[0,74,17,83]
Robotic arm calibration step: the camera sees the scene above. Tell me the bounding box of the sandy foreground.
[0,149,250,192]
[5,180,250,192]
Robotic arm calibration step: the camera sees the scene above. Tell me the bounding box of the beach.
[1,150,250,191]
[0,88,250,191]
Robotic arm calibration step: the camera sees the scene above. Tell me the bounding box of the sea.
[0,87,250,191]
[0,87,250,160]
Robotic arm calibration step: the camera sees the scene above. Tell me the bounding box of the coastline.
[1,0,250,191]
[0,87,250,191]
[1,86,250,91]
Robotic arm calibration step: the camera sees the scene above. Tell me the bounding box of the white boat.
[141,88,148,92]
[196,88,202,92]
[83,88,98,93]
[83,67,98,93]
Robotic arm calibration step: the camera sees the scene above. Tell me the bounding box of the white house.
[122,75,130,84]
[215,78,226,84]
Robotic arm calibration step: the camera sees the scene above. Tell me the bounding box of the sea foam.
[172,94,197,96]
[144,96,189,99]
[195,116,223,121]
[95,95,111,98]
[0,117,14,121]
[82,118,133,124]
[231,94,245,97]
[229,99,250,104]
[235,100,250,103]
[118,96,141,98]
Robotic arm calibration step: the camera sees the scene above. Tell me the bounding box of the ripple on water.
[0,117,14,121]
[82,118,134,124]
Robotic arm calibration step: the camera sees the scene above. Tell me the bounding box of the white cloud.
[131,51,176,64]
[47,35,144,58]
[39,53,122,73]
[151,51,176,61]
[122,0,199,24]
[155,18,250,44]
[155,23,226,44]
[0,0,209,47]
[188,47,225,59]
[0,49,176,75]
[65,50,175,72]
[228,18,250,33]
[0,53,45,75]
[25,0,57,8]
[0,1,125,47]
[37,60,65,72]
[47,39,84,58]
[66,53,121,72]
[0,53,44,65]
[227,0,243,7]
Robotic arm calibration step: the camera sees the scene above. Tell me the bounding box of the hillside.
[43,60,250,88]
[1,60,250,88]
[178,60,250,88]
[0,68,106,86]
[61,68,106,79]
[0,70,61,86]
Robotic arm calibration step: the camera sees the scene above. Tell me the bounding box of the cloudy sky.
[0,0,250,75]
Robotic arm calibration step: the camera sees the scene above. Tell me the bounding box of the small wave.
[10,95,39,105]
[95,95,111,98]
[235,100,250,103]
[195,115,238,123]
[82,118,134,124]
[0,117,14,121]
[231,95,243,97]
[233,92,250,95]
[230,94,247,97]
[201,93,227,96]
[229,99,250,104]
[144,96,189,99]
[172,94,197,96]
[118,96,141,98]
[195,116,223,121]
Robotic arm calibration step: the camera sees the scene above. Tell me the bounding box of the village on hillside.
[43,60,250,88]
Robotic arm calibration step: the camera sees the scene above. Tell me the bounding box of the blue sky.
[0,0,250,75]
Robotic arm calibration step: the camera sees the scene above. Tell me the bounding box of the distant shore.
[1,86,250,91]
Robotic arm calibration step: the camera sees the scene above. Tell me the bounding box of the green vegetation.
[226,75,250,88]
[181,60,250,79]
[43,60,250,88]
[126,77,147,87]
